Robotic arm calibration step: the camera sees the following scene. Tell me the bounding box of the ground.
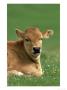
[7,4,60,86]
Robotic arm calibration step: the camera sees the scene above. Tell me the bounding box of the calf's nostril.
[33,47,40,53]
[33,47,40,51]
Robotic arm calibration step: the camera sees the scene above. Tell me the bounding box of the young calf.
[7,27,53,77]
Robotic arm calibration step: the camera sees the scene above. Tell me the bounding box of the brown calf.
[7,27,53,77]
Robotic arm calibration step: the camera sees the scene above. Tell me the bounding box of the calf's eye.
[25,38,30,42]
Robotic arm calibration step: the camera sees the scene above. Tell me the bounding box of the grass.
[7,48,60,86]
[7,4,60,86]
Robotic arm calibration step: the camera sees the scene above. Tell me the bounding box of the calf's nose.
[33,47,40,54]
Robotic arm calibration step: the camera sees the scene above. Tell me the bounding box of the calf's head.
[16,27,53,61]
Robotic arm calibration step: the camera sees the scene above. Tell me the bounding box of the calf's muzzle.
[33,47,40,54]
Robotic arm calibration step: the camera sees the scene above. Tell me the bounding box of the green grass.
[7,49,60,86]
[7,4,60,86]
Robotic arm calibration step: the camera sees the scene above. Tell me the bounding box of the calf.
[7,27,53,77]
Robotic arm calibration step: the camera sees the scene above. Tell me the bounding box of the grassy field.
[7,4,60,86]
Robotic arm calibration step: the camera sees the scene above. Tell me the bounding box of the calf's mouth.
[32,51,41,59]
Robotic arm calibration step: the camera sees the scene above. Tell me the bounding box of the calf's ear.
[42,29,54,39]
[16,28,24,38]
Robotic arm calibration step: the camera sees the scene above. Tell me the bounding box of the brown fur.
[7,27,53,77]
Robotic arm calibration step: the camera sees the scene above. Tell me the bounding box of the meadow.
[7,4,60,86]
